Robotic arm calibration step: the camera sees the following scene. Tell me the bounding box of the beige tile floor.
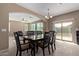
[1,36,79,56]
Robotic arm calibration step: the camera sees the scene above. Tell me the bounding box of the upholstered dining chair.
[49,31,56,52]
[14,32,32,56]
[26,31,35,36]
[37,32,51,56]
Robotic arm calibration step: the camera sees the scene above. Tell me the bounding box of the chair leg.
[16,49,18,56]
[23,38,25,43]
[31,48,35,56]
[27,49,28,53]
[48,45,50,54]
[19,51,22,56]
[36,44,38,53]
[54,43,56,50]
[42,48,45,56]
[51,44,54,53]
[31,49,33,56]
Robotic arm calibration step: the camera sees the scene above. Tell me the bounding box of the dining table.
[23,34,44,56]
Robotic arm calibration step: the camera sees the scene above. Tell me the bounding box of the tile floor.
[1,36,79,56]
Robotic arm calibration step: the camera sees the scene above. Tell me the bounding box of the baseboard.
[56,39,77,45]
[0,49,9,55]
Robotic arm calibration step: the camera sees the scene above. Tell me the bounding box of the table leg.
[32,43,35,56]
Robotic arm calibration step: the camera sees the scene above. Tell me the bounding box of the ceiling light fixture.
[45,8,53,19]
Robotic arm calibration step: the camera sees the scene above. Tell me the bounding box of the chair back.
[36,31,43,35]
[17,31,23,36]
[44,32,51,44]
[14,32,21,50]
[49,31,56,43]
[26,31,35,36]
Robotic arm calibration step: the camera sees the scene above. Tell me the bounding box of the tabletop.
[23,34,44,41]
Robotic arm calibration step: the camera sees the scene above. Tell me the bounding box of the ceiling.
[17,3,79,17]
[9,12,40,23]
[9,3,79,23]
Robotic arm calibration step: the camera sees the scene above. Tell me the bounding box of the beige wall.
[49,10,79,43]
[0,4,9,50]
[9,21,25,35]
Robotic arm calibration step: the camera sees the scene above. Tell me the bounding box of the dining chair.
[17,31,28,44]
[37,32,51,56]
[26,31,35,36]
[49,31,56,52]
[36,31,43,35]
[17,31,23,36]
[14,32,33,56]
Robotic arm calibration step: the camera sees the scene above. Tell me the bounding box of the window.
[30,24,36,31]
[36,22,43,31]
[30,22,43,31]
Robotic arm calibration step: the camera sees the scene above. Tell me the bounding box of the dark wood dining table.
[23,34,44,56]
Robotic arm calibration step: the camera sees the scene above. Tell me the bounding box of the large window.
[30,22,43,31]
[36,22,43,31]
[30,23,36,31]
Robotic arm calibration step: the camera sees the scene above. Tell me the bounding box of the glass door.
[62,22,72,41]
[54,23,62,40]
[54,21,73,42]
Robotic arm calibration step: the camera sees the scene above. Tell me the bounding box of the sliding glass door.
[54,21,72,41]
[54,23,62,40]
[62,22,72,41]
